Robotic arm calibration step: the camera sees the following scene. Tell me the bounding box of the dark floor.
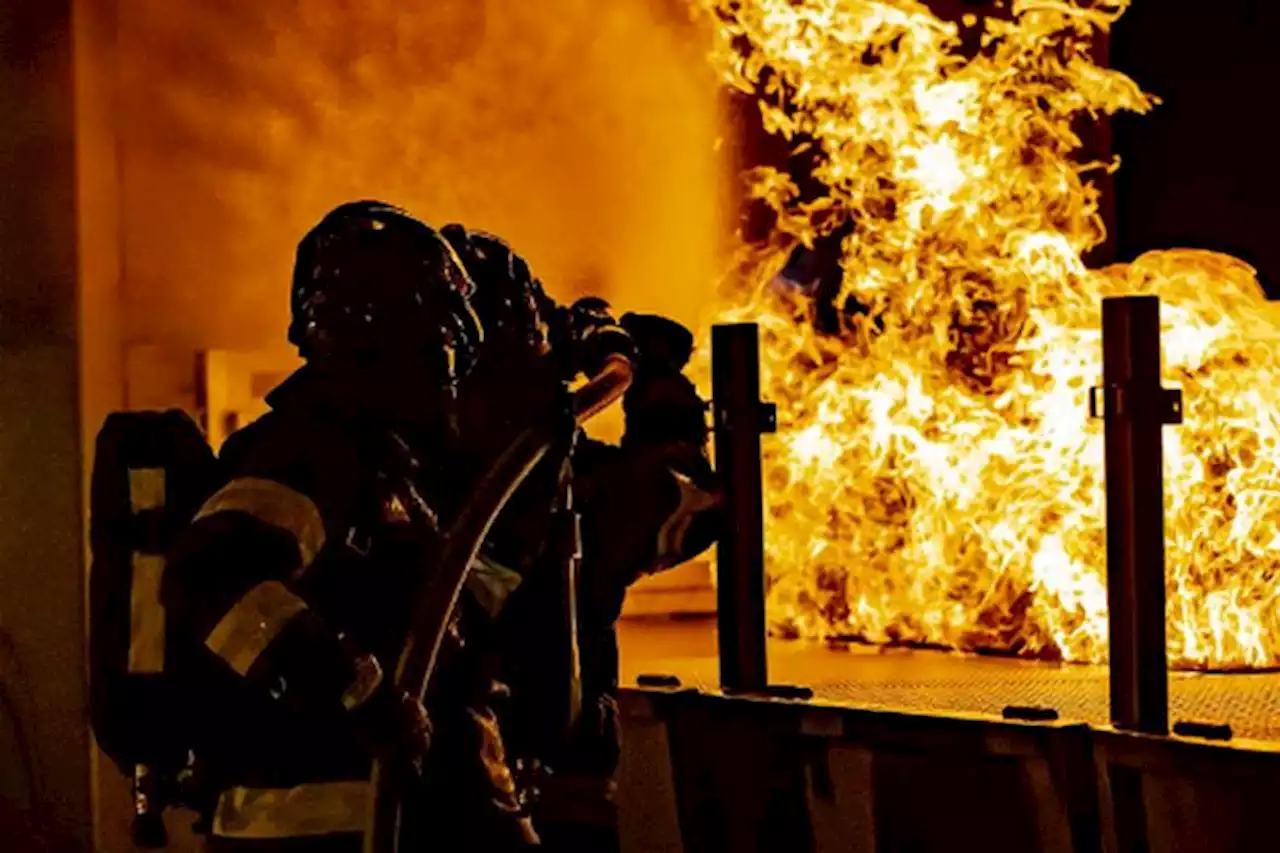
[618,617,1280,741]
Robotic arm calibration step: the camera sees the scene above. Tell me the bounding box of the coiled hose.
[366,354,634,853]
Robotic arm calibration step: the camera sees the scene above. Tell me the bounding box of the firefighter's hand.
[617,313,709,451]
[348,671,433,771]
[620,368,710,455]
[618,312,694,373]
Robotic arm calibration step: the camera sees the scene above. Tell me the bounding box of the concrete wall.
[73,1,129,850]
[0,2,96,849]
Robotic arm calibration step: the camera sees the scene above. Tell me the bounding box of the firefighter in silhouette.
[550,310,718,852]
[164,201,719,851]
[163,201,541,851]
[439,226,720,852]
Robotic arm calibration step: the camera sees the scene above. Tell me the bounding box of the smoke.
[118,0,731,354]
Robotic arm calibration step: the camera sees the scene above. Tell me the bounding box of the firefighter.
[439,226,721,852]
[532,311,719,853]
[162,201,542,851]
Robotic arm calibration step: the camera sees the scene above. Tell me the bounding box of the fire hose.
[364,353,635,853]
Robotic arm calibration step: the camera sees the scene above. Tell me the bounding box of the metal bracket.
[759,401,778,434]
[1163,388,1184,424]
[723,683,814,702]
[1172,720,1233,742]
[716,401,778,435]
[1088,385,1183,425]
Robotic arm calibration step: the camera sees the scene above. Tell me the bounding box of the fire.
[696,0,1280,669]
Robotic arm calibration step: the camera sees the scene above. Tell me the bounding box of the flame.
[696,0,1280,669]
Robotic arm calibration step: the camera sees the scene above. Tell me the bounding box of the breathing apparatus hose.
[365,353,634,853]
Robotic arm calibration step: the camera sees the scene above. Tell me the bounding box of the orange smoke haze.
[117,0,731,355]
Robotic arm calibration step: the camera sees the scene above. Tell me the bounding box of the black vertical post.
[712,323,774,692]
[1093,295,1180,735]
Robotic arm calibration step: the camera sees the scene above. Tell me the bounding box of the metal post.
[1090,295,1181,735]
[712,323,775,692]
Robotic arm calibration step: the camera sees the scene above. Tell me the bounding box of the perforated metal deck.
[618,618,1280,741]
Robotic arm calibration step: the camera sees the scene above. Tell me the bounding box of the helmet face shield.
[289,201,483,389]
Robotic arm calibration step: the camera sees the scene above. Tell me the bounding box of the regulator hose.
[365,353,634,853]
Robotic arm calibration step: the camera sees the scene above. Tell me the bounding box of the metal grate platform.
[618,618,1280,741]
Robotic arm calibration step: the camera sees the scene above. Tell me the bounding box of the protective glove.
[617,313,710,454]
[531,695,623,853]
[345,655,433,774]
[618,312,694,373]
[567,693,622,776]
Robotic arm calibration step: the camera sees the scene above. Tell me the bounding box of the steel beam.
[1091,295,1181,735]
[712,323,775,692]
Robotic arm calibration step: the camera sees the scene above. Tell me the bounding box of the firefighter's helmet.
[440,224,554,360]
[289,201,483,384]
[441,224,639,380]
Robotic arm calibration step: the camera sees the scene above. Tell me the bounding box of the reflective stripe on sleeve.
[464,553,523,618]
[204,581,309,676]
[128,553,167,674]
[211,781,371,839]
[196,477,326,569]
[655,469,719,566]
[340,654,384,711]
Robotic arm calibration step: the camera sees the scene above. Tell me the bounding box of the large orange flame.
[696,0,1280,669]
